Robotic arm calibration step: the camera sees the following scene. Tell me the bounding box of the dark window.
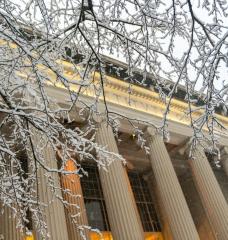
[128,171,161,232]
[80,164,110,231]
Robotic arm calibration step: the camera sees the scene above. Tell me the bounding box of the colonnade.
[1,121,228,240]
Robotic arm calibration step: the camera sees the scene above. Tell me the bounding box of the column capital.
[180,139,204,160]
[92,114,107,126]
[220,146,228,160]
[144,126,159,142]
[219,146,228,176]
[146,126,157,136]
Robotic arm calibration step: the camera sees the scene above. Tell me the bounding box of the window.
[80,164,110,231]
[128,171,161,232]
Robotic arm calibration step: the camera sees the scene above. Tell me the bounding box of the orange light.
[61,159,81,195]
[89,232,163,240]
[90,231,113,240]
[65,159,76,172]
[24,235,34,240]
[145,232,163,240]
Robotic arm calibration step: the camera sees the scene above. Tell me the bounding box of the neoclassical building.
[1,57,228,240]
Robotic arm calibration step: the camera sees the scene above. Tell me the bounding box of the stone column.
[60,159,89,240]
[145,127,200,240]
[145,174,173,240]
[34,139,69,240]
[189,146,228,240]
[220,147,228,177]
[0,205,23,240]
[95,117,144,240]
[25,92,69,239]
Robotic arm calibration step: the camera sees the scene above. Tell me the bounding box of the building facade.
[1,59,228,240]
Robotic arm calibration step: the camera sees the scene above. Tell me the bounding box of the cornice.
[50,60,228,133]
[10,53,228,136]
[100,73,228,126]
[1,38,227,127]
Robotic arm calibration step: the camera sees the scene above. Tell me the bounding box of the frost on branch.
[1,0,228,238]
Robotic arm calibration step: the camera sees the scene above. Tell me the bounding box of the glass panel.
[84,199,107,230]
[80,163,110,231]
[128,171,161,232]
